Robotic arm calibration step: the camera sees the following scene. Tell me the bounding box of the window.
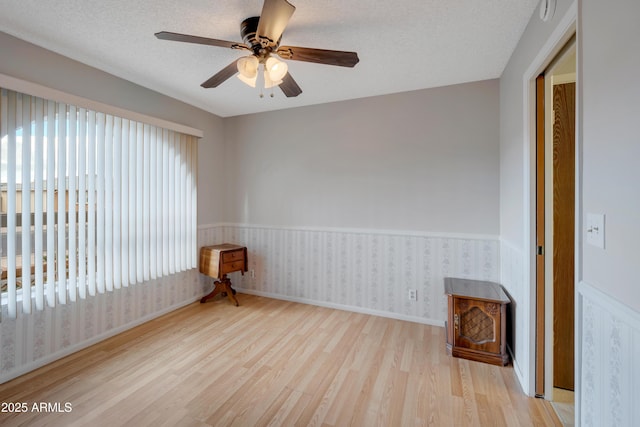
[1,87,198,318]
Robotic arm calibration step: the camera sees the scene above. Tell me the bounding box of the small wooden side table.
[444,277,510,366]
[199,244,247,306]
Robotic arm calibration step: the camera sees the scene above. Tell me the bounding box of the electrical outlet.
[408,289,417,301]
[250,269,255,279]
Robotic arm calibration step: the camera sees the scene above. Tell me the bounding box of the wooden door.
[535,74,546,397]
[552,82,575,390]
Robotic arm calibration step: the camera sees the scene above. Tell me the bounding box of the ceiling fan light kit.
[237,72,257,88]
[236,56,259,87]
[263,69,282,89]
[265,57,288,82]
[155,0,359,98]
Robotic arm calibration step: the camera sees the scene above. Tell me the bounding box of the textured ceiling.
[0,0,538,117]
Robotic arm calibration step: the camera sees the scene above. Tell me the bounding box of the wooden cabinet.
[445,277,510,366]
[199,244,247,306]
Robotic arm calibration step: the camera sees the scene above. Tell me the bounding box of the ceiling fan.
[155,0,359,98]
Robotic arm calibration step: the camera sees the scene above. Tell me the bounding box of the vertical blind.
[0,87,198,318]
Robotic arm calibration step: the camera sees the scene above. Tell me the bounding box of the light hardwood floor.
[0,294,561,426]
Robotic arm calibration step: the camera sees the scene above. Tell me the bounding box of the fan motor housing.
[242,17,262,49]
[241,16,279,56]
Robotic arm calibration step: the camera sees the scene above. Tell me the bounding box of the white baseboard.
[235,288,445,328]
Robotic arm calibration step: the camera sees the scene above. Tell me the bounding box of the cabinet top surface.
[444,277,510,303]
[201,243,245,253]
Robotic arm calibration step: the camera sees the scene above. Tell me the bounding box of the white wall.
[580,0,640,312]
[223,80,500,235]
[577,0,640,424]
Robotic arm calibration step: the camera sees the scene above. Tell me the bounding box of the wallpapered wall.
[1,223,500,383]
[200,224,500,326]
[578,281,640,426]
[0,268,205,383]
[499,240,527,389]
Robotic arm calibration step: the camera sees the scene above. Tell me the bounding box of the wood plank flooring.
[0,294,561,426]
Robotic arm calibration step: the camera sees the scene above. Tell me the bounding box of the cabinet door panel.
[454,298,501,354]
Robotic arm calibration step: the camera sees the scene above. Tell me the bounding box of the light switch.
[586,213,605,249]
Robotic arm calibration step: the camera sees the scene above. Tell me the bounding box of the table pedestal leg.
[200,275,239,306]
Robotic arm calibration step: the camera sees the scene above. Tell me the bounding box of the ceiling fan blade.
[155,31,248,50]
[256,0,295,47]
[279,73,302,97]
[277,46,359,67]
[201,59,240,88]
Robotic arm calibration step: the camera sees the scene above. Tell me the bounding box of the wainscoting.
[1,223,500,384]
[578,281,640,427]
[0,269,204,383]
[499,239,528,391]
[199,224,500,327]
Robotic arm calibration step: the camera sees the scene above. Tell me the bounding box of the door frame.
[521,1,577,399]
